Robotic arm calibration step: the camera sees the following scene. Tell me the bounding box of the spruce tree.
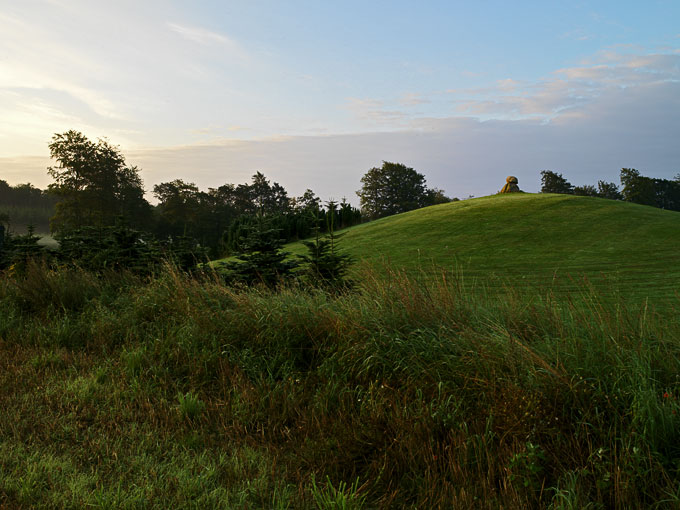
[298,201,353,289]
[222,213,297,287]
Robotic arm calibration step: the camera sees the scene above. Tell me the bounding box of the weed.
[311,475,367,510]
[121,345,146,378]
[507,443,547,492]
[178,391,206,420]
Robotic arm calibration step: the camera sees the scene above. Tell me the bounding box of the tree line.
[2,135,454,263]
[1,131,376,286]
[0,180,57,233]
[2,132,457,286]
[2,131,362,259]
[540,169,680,211]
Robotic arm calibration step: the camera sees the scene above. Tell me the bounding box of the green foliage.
[540,170,574,194]
[311,476,367,509]
[620,168,680,211]
[539,172,621,201]
[508,442,547,492]
[56,224,162,274]
[573,181,621,200]
[1,263,680,507]
[426,186,453,204]
[0,180,57,233]
[249,171,291,213]
[596,180,622,200]
[152,173,362,259]
[620,168,657,206]
[162,235,209,272]
[178,391,206,420]
[298,201,353,289]
[153,179,201,237]
[54,223,206,274]
[357,161,440,220]
[0,226,48,273]
[2,259,102,315]
[2,264,680,506]
[47,130,151,231]
[573,184,598,197]
[221,215,298,287]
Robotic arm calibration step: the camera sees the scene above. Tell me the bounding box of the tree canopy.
[540,170,574,194]
[47,130,150,231]
[620,168,680,210]
[357,161,446,220]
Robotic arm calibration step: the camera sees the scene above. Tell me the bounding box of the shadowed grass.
[1,264,680,507]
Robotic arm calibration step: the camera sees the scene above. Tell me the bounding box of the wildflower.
[663,392,670,399]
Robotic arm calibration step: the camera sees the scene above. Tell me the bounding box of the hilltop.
[272,193,680,303]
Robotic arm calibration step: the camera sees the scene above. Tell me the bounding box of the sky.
[1,0,679,203]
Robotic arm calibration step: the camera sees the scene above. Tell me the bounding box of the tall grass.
[0,263,679,508]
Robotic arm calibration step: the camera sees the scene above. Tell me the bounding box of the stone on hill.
[499,176,521,193]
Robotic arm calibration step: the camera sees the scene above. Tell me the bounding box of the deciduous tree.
[620,168,656,206]
[47,131,150,231]
[540,170,574,194]
[153,179,201,236]
[357,161,433,220]
[596,181,622,200]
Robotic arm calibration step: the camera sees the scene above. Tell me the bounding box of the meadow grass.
[1,262,680,508]
[213,193,680,307]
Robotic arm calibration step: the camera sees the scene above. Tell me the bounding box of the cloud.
[345,98,412,125]
[0,3,262,154]
[2,34,679,206]
[167,22,248,61]
[167,22,230,45]
[0,156,52,188]
[399,93,430,106]
[117,78,676,204]
[447,52,680,121]
[6,80,679,205]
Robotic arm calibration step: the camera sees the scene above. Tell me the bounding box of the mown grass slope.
[261,193,680,303]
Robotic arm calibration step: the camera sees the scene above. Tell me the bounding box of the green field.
[3,194,680,508]
[216,193,680,305]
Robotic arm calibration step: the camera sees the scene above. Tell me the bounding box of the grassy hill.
[220,193,680,304]
[3,195,680,508]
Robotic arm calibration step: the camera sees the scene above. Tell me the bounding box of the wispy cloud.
[345,98,412,125]
[167,22,228,45]
[111,77,680,202]
[449,51,680,121]
[342,50,680,136]
[5,76,679,204]
[561,28,595,41]
[399,93,430,106]
[167,22,248,60]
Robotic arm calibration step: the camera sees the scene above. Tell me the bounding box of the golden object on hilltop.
[499,176,521,193]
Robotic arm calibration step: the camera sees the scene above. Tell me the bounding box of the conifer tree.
[298,201,353,289]
[221,213,297,287]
